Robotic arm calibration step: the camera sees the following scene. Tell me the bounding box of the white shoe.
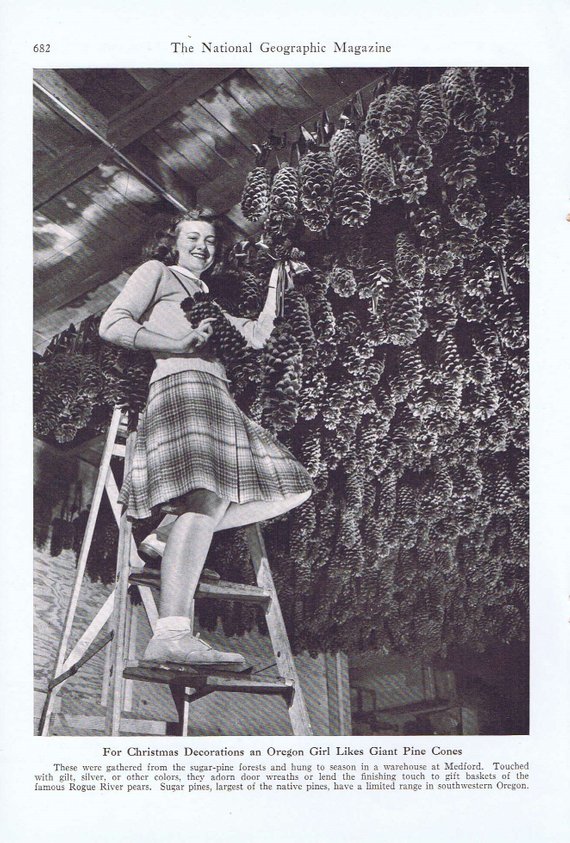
[142,630,245,668]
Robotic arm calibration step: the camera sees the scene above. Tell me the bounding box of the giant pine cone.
[417,82,450,145]
[333,171,371,226]
[361,136,397,204]
[378,85,417,139]
[440,67,486,133]
[299,152,334,211]
[330,128,361,178]
[241,166,271,221]
[470,67,515,111]
[265,165,299,237]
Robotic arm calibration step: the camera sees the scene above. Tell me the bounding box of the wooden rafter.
[33,68,237,209]
[34,69,110,136]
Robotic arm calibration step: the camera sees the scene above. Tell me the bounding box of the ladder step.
[112,443,126,457]
[124,661,294,701]
[129,571,271,606]
[54,714,168,736]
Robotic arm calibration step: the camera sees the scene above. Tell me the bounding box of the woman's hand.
[131,318,216,354]
[174,317,216,352]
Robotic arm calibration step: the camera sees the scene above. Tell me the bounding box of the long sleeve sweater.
[99,260,277,385]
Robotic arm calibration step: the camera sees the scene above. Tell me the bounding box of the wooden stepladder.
[39,407,313,737]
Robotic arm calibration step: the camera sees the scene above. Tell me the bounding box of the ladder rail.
[105,427,137,736]
[40,406,123,736]
[246,524,313,736]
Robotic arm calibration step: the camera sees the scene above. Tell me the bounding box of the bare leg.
[158,490,229,619]
[142,490,247,667]
[215,490,312,531]
[143,490,313,551]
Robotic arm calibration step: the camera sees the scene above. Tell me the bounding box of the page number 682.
[33,44,51,52]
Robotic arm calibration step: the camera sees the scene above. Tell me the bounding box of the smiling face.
[174,219,217,277]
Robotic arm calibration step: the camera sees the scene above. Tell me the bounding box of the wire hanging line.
[33,79,190,214]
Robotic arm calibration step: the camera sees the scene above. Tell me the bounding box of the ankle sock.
[154,616,191,635]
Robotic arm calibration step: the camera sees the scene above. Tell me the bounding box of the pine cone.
[329,128,361,177]
[398,346,424,388]
[470,67,515,111]
[299,152,334,211]
[417,82,450,145]
[480,212,510,255]
[469,124,500,156]
[426,301,458,339]
[283,289,315,353]
[450,188,487,230]
[502,370,528,417]
[332,170,371,226]
[410,206,442,240]
[378,84,417,139]
[505,253,528,286]
[338,226,365,268]
[364,93,387,144]
[301,207,330,233]
[241,166,271,221]
[335,311,361,338]
[440,68,486,133]
[310,296,336,342]
[394,138,432,203]
[238,271,266,316]
[300,427,322,477]
[506,130,529,177]
[438,335,463,383]
[462,382,500,421]
[423,242,455,278]
[328,265,357,297]
[298,366,327,420]
[492,290,526,350]
[437,380,463,420]
[503,197,529,244]
[265,165,299,237]
[361,137,397,204]
[469,349,493,384]
[395,231,426,287]
[385,286,424,346]
[261,324,303,432]
[441,136,477,189]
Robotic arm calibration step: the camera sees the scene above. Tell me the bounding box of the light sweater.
[99,260,277,384]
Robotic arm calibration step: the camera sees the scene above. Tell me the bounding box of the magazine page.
[1,0,569,840]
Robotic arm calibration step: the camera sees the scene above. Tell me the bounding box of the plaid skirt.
[119,370,314,520]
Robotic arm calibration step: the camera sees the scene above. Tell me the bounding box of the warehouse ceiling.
[33,67,385,351]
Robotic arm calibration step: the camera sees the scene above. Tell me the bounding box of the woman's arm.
[224,265,279,349]
[133,320,215,353]
[99,260,163,348]
[99,260,213,354]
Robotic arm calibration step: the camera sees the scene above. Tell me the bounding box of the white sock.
[154,616,191,635]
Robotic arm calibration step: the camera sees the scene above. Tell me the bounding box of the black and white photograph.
[1,0,569,839]
[32,66,529,738]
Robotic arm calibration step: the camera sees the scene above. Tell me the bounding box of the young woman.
[99,211,313,668]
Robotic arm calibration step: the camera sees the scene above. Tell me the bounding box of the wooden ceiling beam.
[107,68,237,146]
[34,69,110,136]
[34,68,237,209]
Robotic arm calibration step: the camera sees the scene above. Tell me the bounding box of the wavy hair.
[142,209,231,278]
